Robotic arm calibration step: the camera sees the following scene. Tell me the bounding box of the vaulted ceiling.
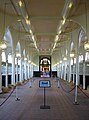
[0,0,89,64]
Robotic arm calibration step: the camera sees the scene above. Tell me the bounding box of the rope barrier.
[78,86,89,99]
[0,86,16,107]
[0,80,30,107]
[59,80,76,93]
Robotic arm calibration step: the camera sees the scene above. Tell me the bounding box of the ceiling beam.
[30,16,62,21]
[35,32,56,36]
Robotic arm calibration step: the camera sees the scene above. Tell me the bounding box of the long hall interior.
[0,0,89,120]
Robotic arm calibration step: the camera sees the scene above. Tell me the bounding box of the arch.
[40,57,50,65]
[68,18,88,52]
[5,28,13,46]
[1,28,14,63]
[5,28,14,53]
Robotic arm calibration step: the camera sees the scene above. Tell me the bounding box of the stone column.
[83,52,85,89]
[61,64,63,79]
[19,58,22,82]
[5,58,8,87]
[73,58,75,84]
[64,62,66,80]
[24,60,27,80]
[76,54,79,86]
[69,58,71,82]
[28,62,30,79]
[12,52,15,85]
[16,58,18,84]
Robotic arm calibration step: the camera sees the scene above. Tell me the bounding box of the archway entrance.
[39,56,51,77]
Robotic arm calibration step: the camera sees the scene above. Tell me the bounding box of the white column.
[30,64,32,77]
[69,59,71,82]
[74,53,79,104]
[30,64,33,77]
[64,62,66,80]
[57,64,59,77]
[19,58,22,82]
[21,59,24,80]
[0,51,2,93]
[73,64,75,84]
[61,64,63,79]
[83,61,85,89]
[59,64,61,78]
[60,64,62,78]
[5,59,8,87]
[24,60,27,80]
[12,53,15,85]
[16,58,18,84]
[76,54,79,85]
[31,64,33,77]
[29,64,31,78]
[83,52,86,89]
[28,63,30,79]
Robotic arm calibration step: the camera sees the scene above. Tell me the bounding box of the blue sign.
[39,80,51,88]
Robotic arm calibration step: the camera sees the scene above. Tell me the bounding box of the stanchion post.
[74,85,79,105]
[15,56,20,101]
[58,79,60,88]
[15,85,20,101]
[39,80,51,109]
[29,80,32,88]
[44,87,46,107]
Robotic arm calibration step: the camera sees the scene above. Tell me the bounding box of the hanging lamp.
[0,2,7,50]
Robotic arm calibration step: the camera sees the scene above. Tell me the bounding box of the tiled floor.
[0,78,89,120]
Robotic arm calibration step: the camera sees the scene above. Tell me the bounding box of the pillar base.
[15,97,20,101]
[40,105,50,109]
[73,101,79,105]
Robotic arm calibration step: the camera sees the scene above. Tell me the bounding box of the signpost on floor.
[39,80,51,109]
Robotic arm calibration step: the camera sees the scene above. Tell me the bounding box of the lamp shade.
[84,41,89,51]
[24,57,27,61]
[70,53,74,58]
[63,57,67,61]
[0,40,7,50]
[16,52,21,58]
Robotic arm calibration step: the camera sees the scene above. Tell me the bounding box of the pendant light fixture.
[0,2,7,50]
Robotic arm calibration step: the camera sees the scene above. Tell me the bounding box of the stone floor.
[0,77,89,120]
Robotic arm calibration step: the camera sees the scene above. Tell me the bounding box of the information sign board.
[39,80,51,88]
